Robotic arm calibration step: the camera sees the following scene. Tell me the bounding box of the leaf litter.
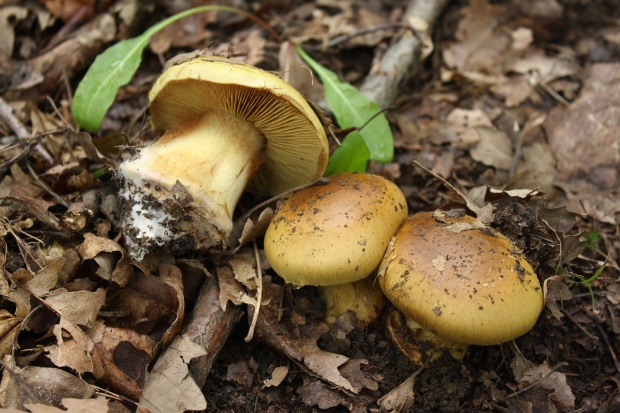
[0,0,619,412]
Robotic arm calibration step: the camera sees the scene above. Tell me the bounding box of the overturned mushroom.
[264,172,407,324]
[379,210,543,361]
[118,57,329,259]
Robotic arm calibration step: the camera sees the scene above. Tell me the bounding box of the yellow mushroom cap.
[147,57,329,196]
[264,172,408,286]
[379,211,544,346]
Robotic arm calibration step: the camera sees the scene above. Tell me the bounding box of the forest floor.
[0,0,619,412]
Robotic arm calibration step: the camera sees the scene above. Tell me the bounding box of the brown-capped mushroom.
[264,172,408,324]
[379,210,543,351]
[118,57,329,259]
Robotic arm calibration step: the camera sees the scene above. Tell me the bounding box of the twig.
[0,96,29,139]
[560,309,598,340]
[0,97,55,165]
[303,23,405,51]
[360,0,451,109]
[244,239,263,342]
[234,176,329,226]
[595,323,620,375]
[182,274,244,388]
[24,161,70,209]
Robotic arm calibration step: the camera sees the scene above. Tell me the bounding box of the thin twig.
[245,239,264,342]
[560,309,598,340]
[0,96,55,164]
[303,23,405,50]
[0,127,69,175]
[0,96,29,139]
[595,323,620,375]
[25,161,71,209]
[235,176,329,225]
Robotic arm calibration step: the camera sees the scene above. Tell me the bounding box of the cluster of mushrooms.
[118,57,544,363]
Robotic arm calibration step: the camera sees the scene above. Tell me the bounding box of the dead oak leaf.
[137,334,207,413]
[12,256,65,297]
[44,288,105,328]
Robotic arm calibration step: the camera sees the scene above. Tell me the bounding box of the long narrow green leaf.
[324,131,370,175]
[296,46,394,163]
[72,5,246,131]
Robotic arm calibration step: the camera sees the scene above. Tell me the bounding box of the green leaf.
[324,131,370,175]
[296,45,394,163]
[72,5,246,131]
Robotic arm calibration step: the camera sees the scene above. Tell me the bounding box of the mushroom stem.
[319,275,385,325]
[119,111,266,259]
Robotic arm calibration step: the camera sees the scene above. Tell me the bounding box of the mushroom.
[118,57,329,259]
[264,172,408,324]
[379,210,543,355]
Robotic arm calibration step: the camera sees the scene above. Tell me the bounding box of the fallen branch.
[360,0,451,109]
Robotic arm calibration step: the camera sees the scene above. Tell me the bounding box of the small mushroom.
[118,57,329,259]
[379,210,543,353]
[264,172,408,324]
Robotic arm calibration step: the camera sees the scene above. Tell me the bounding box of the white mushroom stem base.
[319,276,385,325]
[118,111,266,259]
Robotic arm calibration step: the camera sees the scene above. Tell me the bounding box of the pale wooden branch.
[360,0,451,109]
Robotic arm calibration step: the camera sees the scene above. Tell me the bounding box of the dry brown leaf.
[263,366,289,388]
[155,264,184,349]
[229,207,274,251]
[544,277,573,320]
[377,373,417,412]
[469,126,513,170]
[44,288,105,327]
[14,256,65,297]
[442,0,507,76]
[0,366,94,409]
[88,321,155,400]
[137,334,207,413]
[511,352,575,412]
[297,380,346,410]
[47,317,94,374]
[75,233,132,286]
[545,63,620,185]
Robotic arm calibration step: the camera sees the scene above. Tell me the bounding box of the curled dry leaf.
[75,233,132,286]
[0,310,21,360]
